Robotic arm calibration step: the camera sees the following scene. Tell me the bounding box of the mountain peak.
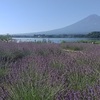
[87,14,100,18]
[27,14,100,35]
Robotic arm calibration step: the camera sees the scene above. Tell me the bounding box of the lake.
[12,37,100,43]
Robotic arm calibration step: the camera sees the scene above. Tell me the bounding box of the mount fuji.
[22,14,100,35]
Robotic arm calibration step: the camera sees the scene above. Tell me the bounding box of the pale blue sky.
[0,0,100,34]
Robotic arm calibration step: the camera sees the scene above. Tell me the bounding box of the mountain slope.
[26,14,100,35]
[61,14,100,34]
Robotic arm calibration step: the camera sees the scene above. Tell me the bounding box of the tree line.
[0,31,100,42]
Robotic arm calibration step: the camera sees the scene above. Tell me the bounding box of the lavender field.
[0,42,100,100]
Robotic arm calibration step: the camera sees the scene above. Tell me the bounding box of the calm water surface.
[13,38,100,43]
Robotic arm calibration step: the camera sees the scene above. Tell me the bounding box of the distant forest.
[10,31,100,38]
[87,31,100,38]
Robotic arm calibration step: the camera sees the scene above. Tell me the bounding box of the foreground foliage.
[0,42,100,100]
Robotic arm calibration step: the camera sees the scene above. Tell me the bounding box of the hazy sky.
[0,0,100,34]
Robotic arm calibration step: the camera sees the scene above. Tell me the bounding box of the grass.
[0,67,7,77]
[9,83,62,100]
[78,40,100,44]
[61,44,83,51]
[68,72,98,91]
[8,67,63,100]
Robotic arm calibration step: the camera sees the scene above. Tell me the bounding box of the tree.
[87,31,100,38]
[0,35,12,42]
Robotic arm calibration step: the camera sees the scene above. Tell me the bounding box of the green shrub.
[0,35,12,42]
[68,72,98,91]
[8,67,62,100]
[63,45,83,51]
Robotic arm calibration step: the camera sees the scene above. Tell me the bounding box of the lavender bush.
[0,42,100,100]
